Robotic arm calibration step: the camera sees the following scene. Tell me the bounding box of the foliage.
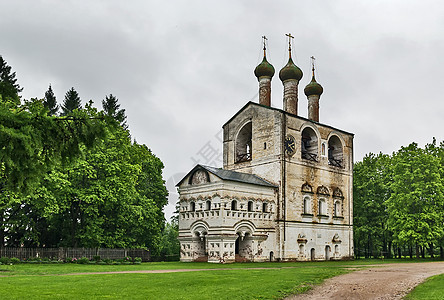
[102,94,126,127]
[0,56,167,254]
[353,152,392,258]
[61,87,81,116]
[354,139,444,259]
[0,55,22,103]
[43,84,58,116]
[156,221,180,260]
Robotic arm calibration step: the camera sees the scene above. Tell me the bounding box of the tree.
[353,152,392,258]
[0,55,22,103]
[43,84,58,116]
[102,94,126,127]
[385,142,444,258]
[61,87,81,116]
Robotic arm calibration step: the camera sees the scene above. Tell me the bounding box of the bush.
[0,257,10,265]
[10,257,20,264]
[93,255,101,262]
[77,257,90,264]
[134,257,142,264]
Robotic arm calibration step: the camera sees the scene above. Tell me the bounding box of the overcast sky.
[2,0,444,220]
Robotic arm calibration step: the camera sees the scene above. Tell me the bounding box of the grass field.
[405,273,444,300]
[0,259,442,299]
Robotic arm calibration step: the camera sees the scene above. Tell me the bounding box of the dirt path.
[286,262,444,300]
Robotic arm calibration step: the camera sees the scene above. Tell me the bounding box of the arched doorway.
[325,245,331,260]
[310,248,315,261]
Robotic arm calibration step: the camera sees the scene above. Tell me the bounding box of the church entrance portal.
[325,245,331,260]
[310,248,315,261]
[235,234,252,262]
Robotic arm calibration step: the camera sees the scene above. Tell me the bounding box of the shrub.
[93,255,101,262]
[77,257,90,264]
[10,257,20,264]
[0,257,10,265]
[134,257,142,264]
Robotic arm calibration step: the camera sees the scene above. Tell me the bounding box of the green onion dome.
[279,58,303,82]
[254,56,275,79]
[304,76,324,96]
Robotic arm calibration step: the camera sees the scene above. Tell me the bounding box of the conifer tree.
[43,84,58,116]
[0,55,22,103]
[61,87,82,115]
[102,94,127,127]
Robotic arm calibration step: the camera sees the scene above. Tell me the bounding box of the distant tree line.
[0,55,173,256]
[354,140,444,259]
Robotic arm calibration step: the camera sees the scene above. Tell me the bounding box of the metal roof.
[177,164,278,188]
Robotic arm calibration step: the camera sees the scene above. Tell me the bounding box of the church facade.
[177,40,354,263]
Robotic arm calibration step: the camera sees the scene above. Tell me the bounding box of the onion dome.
[279,57,303,82]
[304,75,324,96]
[254,56,275,79]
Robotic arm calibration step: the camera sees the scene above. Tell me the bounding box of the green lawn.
[405,273,444,300]
[0,259,442,299]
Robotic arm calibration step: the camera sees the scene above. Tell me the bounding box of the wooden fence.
[0,247,151,262]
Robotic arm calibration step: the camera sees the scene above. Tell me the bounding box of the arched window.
[334,200,341,217]
[299,244,305,255]
[328,135,343,168]
[235,122,252,163]
[205,200,211,211]
[247,201,253,212]
[301,127,318,162]
[262,202,267,213]
[190,201,195,212]
[318,198,326,216]
[231,200,237,211]
[303,196,311,214]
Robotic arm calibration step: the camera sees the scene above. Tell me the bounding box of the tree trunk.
[415,243,420,259]
[409,245,413,259]
[428,243,434,258]
[440,246,443,259]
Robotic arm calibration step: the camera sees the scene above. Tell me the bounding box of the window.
[301,127,318,162]
[318,199,327,216]
[328,135,343,167]
[303,197,311,214]
[334,201,341,217]
[205,200,211,211]
[247,201,253,212]
[262,202,267,213]
[235,122,252,163]
[231,200,238,211]
[190,201,195,212]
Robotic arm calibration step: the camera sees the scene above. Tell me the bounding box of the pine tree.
[43,84,58,116]
[0,55,23,103]
[61,87,82,116]
[102,94,127,127]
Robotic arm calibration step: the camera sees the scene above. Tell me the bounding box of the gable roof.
[176,164,278,188]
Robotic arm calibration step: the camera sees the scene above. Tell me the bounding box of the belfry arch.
[235,122,252,163]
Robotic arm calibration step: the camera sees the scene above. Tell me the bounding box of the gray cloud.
[2,0,444,220]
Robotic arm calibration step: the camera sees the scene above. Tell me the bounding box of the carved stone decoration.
[333,187,343,198]
[301,182,313,193]
[332,233,341,243]
[191,169,210,185]
[297,233,307,243]
[317,185,330,196]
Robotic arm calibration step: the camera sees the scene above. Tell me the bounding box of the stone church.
[177,38,354,262]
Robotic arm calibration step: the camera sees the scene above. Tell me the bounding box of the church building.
[177,37,354,262]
